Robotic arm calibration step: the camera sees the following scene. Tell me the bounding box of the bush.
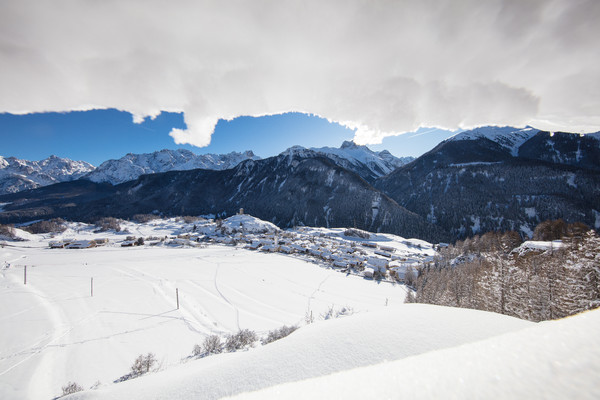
[61,381,83,396]
[132,214,159,223]
[343,228,370,239]
[192,335,223,358]
[305,310,314,324]
[22,218,67,234]
[262,325,298,345]
[225,329,257,352]
[203,335,223,355]
[0,224,18,240]
[95,217,121,232]
[135,237,144,246]
[321,305,354,320]
[130,353,157,376]
[180,216,200,224]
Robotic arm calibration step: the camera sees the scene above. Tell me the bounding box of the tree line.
[411,220,600,322]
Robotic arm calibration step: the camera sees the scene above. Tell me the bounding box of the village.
[43,211,435,285]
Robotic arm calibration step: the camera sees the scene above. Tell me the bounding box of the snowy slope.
[234,308,600,400]
[449,126,539,156]
[66,305,531,400]
[0,155,95,194]
[0,235,412,400]
[221,214,279,234]
[85,149,260,184]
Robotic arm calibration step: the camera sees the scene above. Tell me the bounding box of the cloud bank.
[1,0,599,146]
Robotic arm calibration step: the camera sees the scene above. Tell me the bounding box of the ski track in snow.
[307,276,330,312]
[213,263,241,331]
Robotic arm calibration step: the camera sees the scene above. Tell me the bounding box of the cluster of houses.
[46,215,433,284]
[239,231,430,283]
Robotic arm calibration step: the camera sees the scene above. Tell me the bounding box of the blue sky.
[0,110,457,165]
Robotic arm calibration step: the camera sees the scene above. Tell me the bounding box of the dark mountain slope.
[0,150,447,242]
[376,130,600,239]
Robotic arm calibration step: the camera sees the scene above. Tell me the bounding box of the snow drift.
[67,305,531,400]
[232,307,600,400]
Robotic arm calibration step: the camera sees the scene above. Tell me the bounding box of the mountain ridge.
[0,155,95,195]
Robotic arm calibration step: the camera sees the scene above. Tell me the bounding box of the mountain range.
[0,142,412,194]
[0,155,94,195]
[0,127,598,242]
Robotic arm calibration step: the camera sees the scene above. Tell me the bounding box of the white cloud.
[1,0,599,147]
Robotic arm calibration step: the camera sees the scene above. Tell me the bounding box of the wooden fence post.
[24,265,27,285]
[176,288,179,310]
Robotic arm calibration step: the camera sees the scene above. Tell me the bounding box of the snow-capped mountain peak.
[449,126,540,156]
[0,155,95,195]
[85,149,261,185]
[308,141,413,182]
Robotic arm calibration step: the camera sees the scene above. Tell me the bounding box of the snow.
[520,224,534,238]
[470,215,481,234]
[524,207,536,218]
[292,226,436,257]
[0,155,94,194]
[513,240,564,255]
[65,305,532,400]
[85,149,259,185]
[220,214,279,234]
[0,228,412,399]
[566,173,577,188]
[232,308,600,400]
[449,126,539,156]
[4,215,594,400]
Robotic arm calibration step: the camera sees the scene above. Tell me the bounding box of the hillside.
[376,128,600,239]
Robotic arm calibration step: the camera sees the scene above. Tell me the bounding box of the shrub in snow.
[22,218,67,234]
[321,305,354,320]
[0,224,20,240]
[405,291,416,303]
[181,215,201,223]
[135,237,144,246]
[132,214,159,223]
[305,310,314,324]
[192,344,202,357]
[193,335,222,357]
[262,325,298,345]
[343,228,370,239]
[94,217,121,232]
[130,352,157,376]
[225,329,258,352]
[61,381,83,396]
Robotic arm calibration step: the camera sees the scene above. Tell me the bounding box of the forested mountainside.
[376,128,600,239]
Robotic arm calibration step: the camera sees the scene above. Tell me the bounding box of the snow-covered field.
[0,226,411,400]
[1,216,598,400]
